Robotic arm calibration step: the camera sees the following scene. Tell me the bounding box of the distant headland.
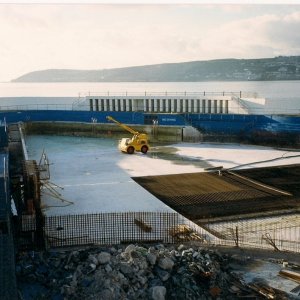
[12,56,300,82]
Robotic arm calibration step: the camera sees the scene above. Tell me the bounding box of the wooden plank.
[279,269,300,283]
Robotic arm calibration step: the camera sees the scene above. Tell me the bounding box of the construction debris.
[16,243,298,300]
[169,224,205,242]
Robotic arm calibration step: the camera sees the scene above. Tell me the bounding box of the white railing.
[231,96,249,114]
[0,104,74,111]
[79,91,258,98]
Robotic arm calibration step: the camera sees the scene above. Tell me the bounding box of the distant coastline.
[12,56,300,83]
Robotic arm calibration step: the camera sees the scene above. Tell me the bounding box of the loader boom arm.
[106,116,139,135]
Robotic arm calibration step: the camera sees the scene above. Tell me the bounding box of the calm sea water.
[0,81,299,111]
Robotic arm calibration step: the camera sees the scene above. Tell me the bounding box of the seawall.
[25,121,300,148]
[24,122,186,143]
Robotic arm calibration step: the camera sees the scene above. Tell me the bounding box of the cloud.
[0,4,300,81]
[177,10,300,60]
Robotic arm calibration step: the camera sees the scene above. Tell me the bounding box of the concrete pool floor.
[25,135,300,216]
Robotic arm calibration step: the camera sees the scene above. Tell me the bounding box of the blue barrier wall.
[0,126,8,149]
[1,110,300,135]
[184,113,300,135]
[0,110,146,125]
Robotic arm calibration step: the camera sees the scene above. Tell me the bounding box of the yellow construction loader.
[106,116,150,154]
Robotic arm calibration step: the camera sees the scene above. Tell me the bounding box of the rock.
[150,286,166,300]
[97,252,111,264]
[117,271,125,279]
[155,244,165,251]
[148,246,156,253]
[147,253,157,265]
[88,254,99,266]
[177,244,187,252]
[124,244,136,254]
[176,266,186,274]
[110,247,117,254]
[100,288,114,300]
[103,278,112,289]
[230,285,240,293]
[130,250,140,259]
[70,278,77,288]
[121,244,136,260]
[81,278,93,287]
[136,246,147,253]
[137,275,148,285]
[136,257,148,270]
[61,284,75,296]
[119,263,133,277]
[182,249,193,257]
[75,265,83,277]
[157,269,170,282]
[170,249,180,258]
[105,264,112,273]
[158,257,174,270]
[87,263,97,274]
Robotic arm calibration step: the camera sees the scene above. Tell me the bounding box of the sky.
[0,2,300,82]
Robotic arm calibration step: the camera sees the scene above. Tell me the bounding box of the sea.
[0,81,299,113]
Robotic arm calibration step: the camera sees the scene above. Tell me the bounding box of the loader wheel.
[127,146,135,154]
[141,145,148,154]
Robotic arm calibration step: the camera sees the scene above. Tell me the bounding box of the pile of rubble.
[16,243,294,299]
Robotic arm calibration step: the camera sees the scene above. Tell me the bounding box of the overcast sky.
[1,3,300,82]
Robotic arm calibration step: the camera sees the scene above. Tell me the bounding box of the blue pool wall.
[1,110,300,136]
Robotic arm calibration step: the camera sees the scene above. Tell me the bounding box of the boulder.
[97,252,111,264]
[150,286,166,300]
[147,253,157,265]
[158,257,174,271]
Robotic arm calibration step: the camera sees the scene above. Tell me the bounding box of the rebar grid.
[18,212,300,253]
